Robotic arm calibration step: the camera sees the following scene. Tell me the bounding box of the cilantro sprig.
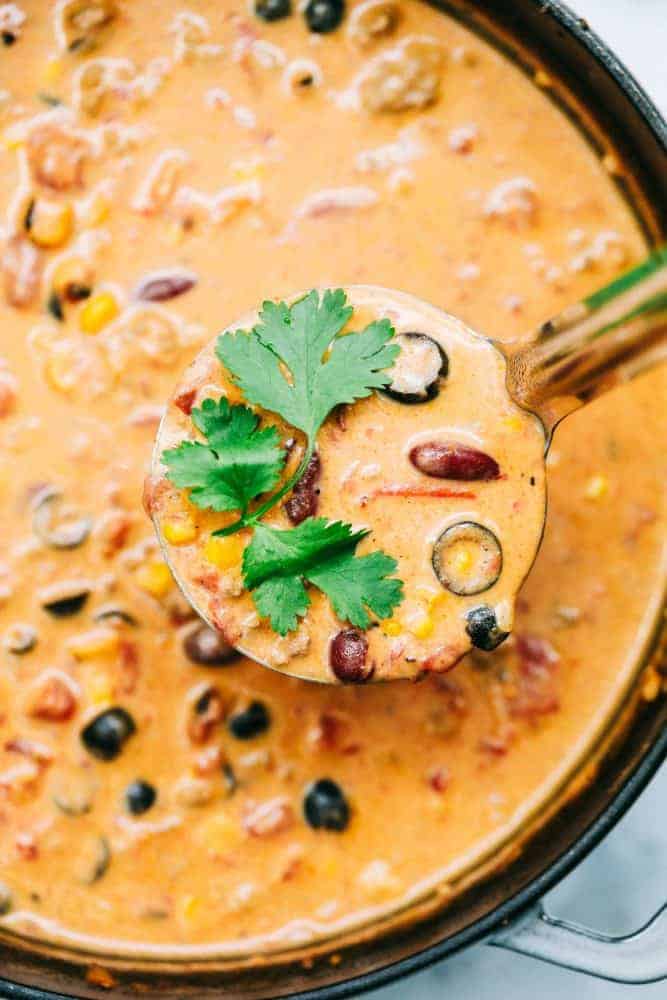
[162,289,404,635]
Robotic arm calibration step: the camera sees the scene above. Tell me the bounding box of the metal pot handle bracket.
[489,901,667,983]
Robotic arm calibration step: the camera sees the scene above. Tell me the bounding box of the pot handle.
[489,901,667,983]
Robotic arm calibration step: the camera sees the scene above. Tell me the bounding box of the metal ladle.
[152,247,666,682]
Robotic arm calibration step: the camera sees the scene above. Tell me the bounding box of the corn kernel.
[164,221,185,246]
[52,256,93,298]
[450,545,474,576]
[203,533,245,570]
[80,291,119,334]
[82,192,110,228]
[178,894,201,923]
[503,414,523,432]
[28,200,74,249]
[85,669,114,705]
[67,628,119,661]
[584,475,608,501]
[320,857,339,878]
[198,812,242,853]
[135,560,173,598]
[410,616,434,640]
[163,517,197,546]
[416,587,445,613]
[42,58,64,86]
[231,156,264,181]
[381,619,403,637]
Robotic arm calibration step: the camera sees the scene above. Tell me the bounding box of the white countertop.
[372,2,666,997]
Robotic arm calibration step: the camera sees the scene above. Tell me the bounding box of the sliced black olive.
[52,768,96,816]
[465,605,509,652]
[125,779,157,815]
[47,290,64,322]
[81,707,136,761]
[3,623,38,655]
[255,0,291,21]
[0,881,12,916]
[432,522,502,596]
[183,623,239,666]
[75,835,111,885]
[2,31,16,46]
[93,605,138,627]
[32,487,92,550]
[329,629,373,683]
[303,778,350,831]
[227,700,271,740]
[304,0,345,33]
[41,586,90,618]
[382,332,448,404]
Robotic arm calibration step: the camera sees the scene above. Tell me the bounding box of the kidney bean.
[28,672,78,722]
[183,623,240,666]
[409,442,500,481]
[284,452,321,525]
[134,268,197,302]
[329,629,373,683]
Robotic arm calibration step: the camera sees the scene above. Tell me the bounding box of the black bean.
[32,487,93,550]
[329,629,373,683]
[255,0,291,21]
[93,605,138,627]
[465,605,509,652]
[304,0,345,33]
[47,291,64,322]
[227,700,271,740]
[303,778,350,831]
[382,332,448,405]
[42,590,90,618]
[133,268,197,303]
[2,31,16,46]
[183,623,239,666]
[284,452,321,525]
[125,779,157,815]
[81,707,136,761]
[3,623,38,655]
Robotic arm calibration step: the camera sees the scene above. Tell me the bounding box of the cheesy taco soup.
[0,0,665,959]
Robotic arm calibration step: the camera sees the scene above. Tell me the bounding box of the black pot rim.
[1,3,665,1000]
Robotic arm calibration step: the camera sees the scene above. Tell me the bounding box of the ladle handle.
[506,247,667,436]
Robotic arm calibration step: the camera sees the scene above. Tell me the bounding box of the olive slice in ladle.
[32,487,92,550]
[432,522,502,596]
[382,332,448,404]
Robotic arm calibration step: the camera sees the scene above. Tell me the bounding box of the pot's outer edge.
[1,1,666,998]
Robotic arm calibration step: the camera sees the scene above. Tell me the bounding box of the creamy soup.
[0,0,665,960]
[151,286,547,682]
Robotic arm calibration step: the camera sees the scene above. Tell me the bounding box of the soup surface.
[0,0,665,958]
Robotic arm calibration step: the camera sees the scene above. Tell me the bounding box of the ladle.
[151,247,666,682]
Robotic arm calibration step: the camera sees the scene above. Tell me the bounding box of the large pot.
[1,1,665,997]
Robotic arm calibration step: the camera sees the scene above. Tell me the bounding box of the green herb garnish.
[162,289,404,634]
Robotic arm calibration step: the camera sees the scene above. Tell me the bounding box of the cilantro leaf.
[242,519,403,635]
[251,576,310,636]
[216,289,399,440]
[162,397,285,514]
[308,550,404,628]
